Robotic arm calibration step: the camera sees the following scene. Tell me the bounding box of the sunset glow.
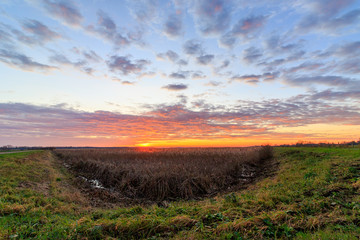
[1,0,360,147]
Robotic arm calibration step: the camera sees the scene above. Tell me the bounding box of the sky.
[0,0,360,147]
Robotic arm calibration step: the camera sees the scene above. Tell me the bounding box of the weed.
[224,193,240,204]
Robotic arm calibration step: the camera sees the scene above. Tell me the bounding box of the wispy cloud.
[221,15,268,47]
[230,72,279,85]
[0,49,56,71]
[169,71,189,79]
[194,0,232,35]
[86,10,143,48]
[107,55,150,75]
[243,47,263,63]
[284,75,359,89]
[162,83,188,91]
[309,89,360,100]
[22,19,61,42]
[41,0,82,26]
[183,39,203,55]
[164,14,182,38]
[128,0,159,23]
[1,98,359,145]
[196,54,214,65]
[295,0,359,33]
[49,53,93,75]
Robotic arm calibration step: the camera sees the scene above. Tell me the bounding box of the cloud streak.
[107,55,150,75]
[1,98,359,145]
[0,49,56,71]
[162,83,188,91]
[194,0,232,35]
[42,0,83,26]
[221,15,267,47]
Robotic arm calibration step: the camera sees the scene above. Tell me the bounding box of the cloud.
[177,59,188,65]
[129,0,159,23]
[310,89,360,100]
[220,15,267,47]
[165,50,179,62]
[169,71,189,79]
[306,0,355,18]
[296,0,359,33]
[232,15,267,36]
[86,10,143,48]
[122,80,135,85]
[192,71,206,79]
[219,59,230,69]
[168,71,205,79]
[42,0,82,26]
[1,98,360,145]
[164,14,182,38]
[231,72,279,84]
[157,50,188,65]
[194,0,232,35]
[97,10,116,31]
[297,9,360,33]
[205,81,222,87]
[196,54,214,65]
[107,55,150,75]
[49,53,74,65]
[183,39,203,55]
[0,24,13,46]
[49,53,94,74]
[0,49,55,71]
[336,41,360,56]
[243,47,263,63]
[262,72,279,81]
[82,50,101,62]
[219,32,236,48]
[162,83,188,91]
[258,50,306,71]
[112,77,135,85]
[285,75,359,88]
[231,74,261,85]
[330,9,360,29]
[264,35,304,54]
[286,62,323,73]
[158,50,179,62]
[0,21,60,47]
[22,19,61,42]
[336,59,360,74]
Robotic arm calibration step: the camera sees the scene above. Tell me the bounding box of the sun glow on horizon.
[136,143,151,147]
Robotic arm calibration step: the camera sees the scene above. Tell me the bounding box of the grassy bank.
[0,147,359,239]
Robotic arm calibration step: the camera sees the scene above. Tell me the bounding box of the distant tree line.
[0,145,55,151]
[278,139,360,148]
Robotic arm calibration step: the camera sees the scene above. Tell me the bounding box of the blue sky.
[1,0,360,147]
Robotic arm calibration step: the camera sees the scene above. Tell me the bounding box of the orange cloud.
[1,101,359,147]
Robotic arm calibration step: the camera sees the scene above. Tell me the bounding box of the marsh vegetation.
[54,146,274,202]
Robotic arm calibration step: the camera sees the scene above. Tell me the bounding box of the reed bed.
[54,146,273,201]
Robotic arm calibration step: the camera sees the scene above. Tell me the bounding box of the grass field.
[0,147,359,239]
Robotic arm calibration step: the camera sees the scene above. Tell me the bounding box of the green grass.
[0,147,359,239]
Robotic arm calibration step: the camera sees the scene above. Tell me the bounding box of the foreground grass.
[0,148,359,239]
